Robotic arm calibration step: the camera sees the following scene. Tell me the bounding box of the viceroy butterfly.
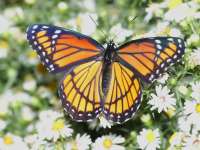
[26,24,185,124]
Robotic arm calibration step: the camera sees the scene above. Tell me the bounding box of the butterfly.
[26,24,185,124]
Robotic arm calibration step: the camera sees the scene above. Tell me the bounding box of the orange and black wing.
[103,62,142,123]
[26,24,104,73]
[59,60,103,122]
[117,37,185,82]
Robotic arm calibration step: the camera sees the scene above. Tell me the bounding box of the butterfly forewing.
[26,24,104,73]
[117,37,185,82]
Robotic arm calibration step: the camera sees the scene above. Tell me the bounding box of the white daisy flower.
[148,85,176,113]
[92,134,125,150]
[183,99,200,126]
[137,128,161,150]
[36,118,73,142]
[164,2,198,22]
[66,134,92,150]
[183,135,200,150]
[157,73,169,84]
[99,115,113,129]
[0,133,28,150]
[188,48,200,68]
[191,81,200,100]
[36,112,73,142]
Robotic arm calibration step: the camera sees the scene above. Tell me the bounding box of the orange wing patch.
[59,61,103,122]
[26,24,104,73]
[118,42,156,76]
[118,37,185,82]
[103,62,142,123]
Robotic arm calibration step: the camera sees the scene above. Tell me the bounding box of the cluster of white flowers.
[168,81,200,149]
[148,85,176,113]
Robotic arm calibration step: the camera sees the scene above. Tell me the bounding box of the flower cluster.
[0,0,199,149]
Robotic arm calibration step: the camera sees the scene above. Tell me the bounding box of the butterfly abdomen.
[102,64,112,98]
[102,41,117,98]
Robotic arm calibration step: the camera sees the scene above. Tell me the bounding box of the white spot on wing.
[42,26,49,29]
[155,39,161,44]
[173,55,177,59]
[55,30,61,34]
[156,44,162,50]
[33,25,38,29]
[52,35,58,39]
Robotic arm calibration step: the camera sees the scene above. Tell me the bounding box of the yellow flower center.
[0,41,8,49]
[195,104,200,113]
[160,96,166,102]
[27,51,37,59]
[146,130,156,143]
[168,0,182,9]
[3,135,14,145]
[52,119,65,131]
[103,138,112,149]
[71,141,78,150]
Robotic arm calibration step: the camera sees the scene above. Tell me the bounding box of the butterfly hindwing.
[117,37,185,82]
[103,62,142,123]
[59,60,103,122]
[26,24,104,73]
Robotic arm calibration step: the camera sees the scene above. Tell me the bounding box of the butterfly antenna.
[89,15,108,42]
[112,15,138,42]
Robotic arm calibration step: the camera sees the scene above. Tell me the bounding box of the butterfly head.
[107,40,116,49]
[104,40,117,64]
